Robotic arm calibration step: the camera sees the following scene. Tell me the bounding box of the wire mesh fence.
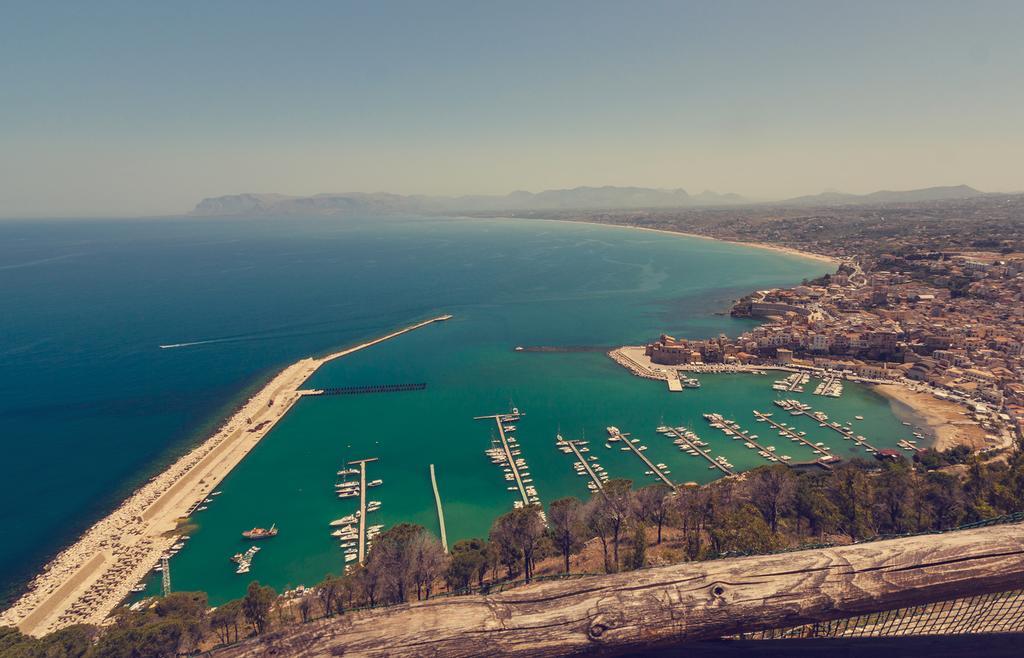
[720,512,1024,640]
[737,588,1024,640]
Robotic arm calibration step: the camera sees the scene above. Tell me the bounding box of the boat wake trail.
[157,309,399,350]
[158,322,359,350]
[159,338,235,349]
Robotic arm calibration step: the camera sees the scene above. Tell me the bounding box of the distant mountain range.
[190,184,985,216]
[190,186,746,216]
[778,184,985,207]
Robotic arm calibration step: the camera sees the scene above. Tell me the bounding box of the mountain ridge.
[779,184,984,206]
[190,186,744,216]
[191,184,986,216]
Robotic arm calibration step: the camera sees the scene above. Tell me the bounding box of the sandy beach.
[534,218,841,266]
[873,383,988,451]
[0,315,451,636]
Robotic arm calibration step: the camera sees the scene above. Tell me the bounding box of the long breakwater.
[1,315,451,636]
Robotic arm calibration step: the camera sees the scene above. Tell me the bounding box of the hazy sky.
[2,1,1023,217]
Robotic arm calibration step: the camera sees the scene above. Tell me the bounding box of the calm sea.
[0,215,901,605]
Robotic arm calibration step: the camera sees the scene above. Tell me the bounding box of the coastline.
[871,383,988,452]
[565,217,1005,455]
[610,347,992,455]
[1,315,451,636]
[522,216,841,266]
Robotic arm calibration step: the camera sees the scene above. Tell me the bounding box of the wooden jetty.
[474,413,530,507]
[348,457,378,564]
[754,410,837,461]
[557,436,604,492]
[429,464,447,551]
[608,427,675,486]
[664,426,734,475]
[701,418,785,467]
[798,405,882,454]
[813,372,843,397]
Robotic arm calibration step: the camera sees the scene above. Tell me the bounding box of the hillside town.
[642,249,1024,454]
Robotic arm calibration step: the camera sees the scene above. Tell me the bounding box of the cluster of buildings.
[645,253,1024,442]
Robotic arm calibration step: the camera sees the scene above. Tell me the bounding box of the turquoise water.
[0,215,903,606]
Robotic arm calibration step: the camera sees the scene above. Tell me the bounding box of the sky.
[1,1,1022,217]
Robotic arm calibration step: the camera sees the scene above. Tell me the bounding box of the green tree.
[709,503,775,554]
[963,458,997,517]
[409,531,448,600]
[446,539,489,590]
[0,626,36,658]
[994,453,1024,512]
[242,581,276,635]
[354,563,381,606]
[210,599,243,645]
[547,497,585,573]
[673,485,713,560]
[795,473,840,539]
[829,462,875,540]
[490,505,545,582]
[626,521,648,570]
[90,620,184,658]
[33,624,96,658]
[746,465,796,534]
[365,523,427,603]
[635,484,673,544]
[316,574,344,617]
[588,479,633,571]
[584,495,614,571]
[153,590,208,653]
[925,471,967,529]
[874,461,914,533]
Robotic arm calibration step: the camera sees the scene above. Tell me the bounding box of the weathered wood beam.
[214,523,1024,657]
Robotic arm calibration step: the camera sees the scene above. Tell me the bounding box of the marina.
[556,435,608,494]
[476,409,543,512]
[772,371,809,392]
[778,399,883,455]
[328,455,382,570]
[124,359,911,610]
[813,372,844,397]
[346,458,378,566]
[660,425,734,475]
[702,414,788,466]
[753,410,838,463]
[606,426,675,486]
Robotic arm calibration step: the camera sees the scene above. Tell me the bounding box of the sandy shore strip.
[1,314,451,636]
[521,217,841,266]
[872,383,988,451]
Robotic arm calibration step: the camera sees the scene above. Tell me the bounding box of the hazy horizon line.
[4,181,1020,220]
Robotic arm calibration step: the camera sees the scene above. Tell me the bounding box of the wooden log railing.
[214,522,1024,657]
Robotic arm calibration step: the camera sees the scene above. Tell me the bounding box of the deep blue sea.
[0,215,843,604]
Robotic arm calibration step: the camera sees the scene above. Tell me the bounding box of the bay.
[0,215,900,605]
